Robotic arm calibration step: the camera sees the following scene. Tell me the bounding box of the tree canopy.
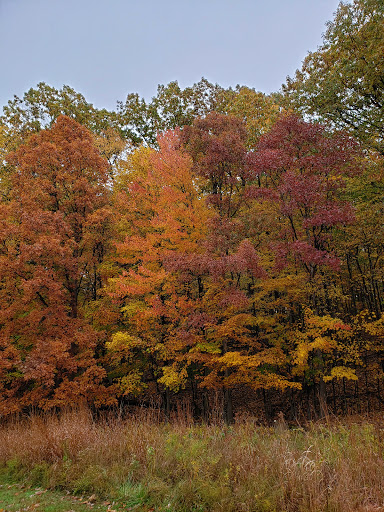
[280,0,384,153]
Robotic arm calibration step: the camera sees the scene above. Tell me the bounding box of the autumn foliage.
[0,80,384,423]
[0,116,113,414]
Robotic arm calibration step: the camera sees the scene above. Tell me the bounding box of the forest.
[1,0,384,425]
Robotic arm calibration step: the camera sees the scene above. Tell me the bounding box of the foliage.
[281,0,384,153]
[1,51,384,419]
[117,78,279,148]
[0,116,114,413]
[1,82,117,137]
[116,78,228,146]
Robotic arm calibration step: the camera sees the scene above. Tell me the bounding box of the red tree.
[251,114,358,280]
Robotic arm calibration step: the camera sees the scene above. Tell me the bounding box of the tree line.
[1,0,383,422]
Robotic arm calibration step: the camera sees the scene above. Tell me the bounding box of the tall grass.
[1,408,384,511]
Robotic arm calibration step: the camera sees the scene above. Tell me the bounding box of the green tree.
[117,78,280,148]
[2,82,127,174]
[280,0,384,153]
[117,78,228,146]
[2,82,118,136]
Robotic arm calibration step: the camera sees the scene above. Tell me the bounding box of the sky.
[0,0,342,111]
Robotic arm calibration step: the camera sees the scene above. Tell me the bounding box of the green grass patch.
[0,473,124,512]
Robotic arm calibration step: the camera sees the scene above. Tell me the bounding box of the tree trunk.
[315,348,328,418]
[223,386,234,424]
[163,388,171,420]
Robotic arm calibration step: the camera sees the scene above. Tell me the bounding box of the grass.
[0,474,122,512]
[1,408,384,511]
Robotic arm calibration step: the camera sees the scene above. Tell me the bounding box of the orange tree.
[0,116,114,414]
[106,131,210,414]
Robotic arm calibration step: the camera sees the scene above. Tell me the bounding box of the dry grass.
[1,408,384,511]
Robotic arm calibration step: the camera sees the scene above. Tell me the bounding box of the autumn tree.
[106,117,291,421]
[250,114,361,415]
[1,83,127,173]
[106,131,211,415]
[181,112,251,218]
[180,113,299,422]
[0,115,113,414]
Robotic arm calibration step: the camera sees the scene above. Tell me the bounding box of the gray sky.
[0,0,341,111]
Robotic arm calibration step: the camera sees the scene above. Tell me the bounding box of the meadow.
[1,409,384,512]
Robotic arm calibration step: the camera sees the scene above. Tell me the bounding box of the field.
[0,409,384,512]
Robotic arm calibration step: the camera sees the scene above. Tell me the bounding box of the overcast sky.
[0,0,341,111]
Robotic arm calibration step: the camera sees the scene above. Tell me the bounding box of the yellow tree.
[225,86,281,147]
